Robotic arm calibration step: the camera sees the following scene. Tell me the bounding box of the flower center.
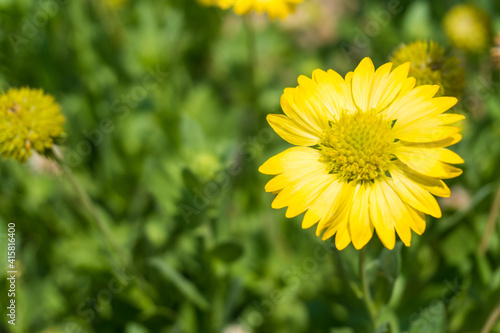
[319,109,395,182]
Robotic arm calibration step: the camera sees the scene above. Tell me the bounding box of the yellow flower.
[390,41,465,98]
[233,0,303,19]
[104,0,127,9]
[259,58,464,250]
[199,0,304,19]
[443,4,491,53]
[198,0,235,10]
[0,88,66,163]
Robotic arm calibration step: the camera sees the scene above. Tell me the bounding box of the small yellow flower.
[390,41,465,98]
[260,58,464,250]
[0,88,65,163]
[199,0,304,19]
[443,4,491,53]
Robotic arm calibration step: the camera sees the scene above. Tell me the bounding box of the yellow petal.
[271,170,327,209]
[351,57,375,111]
[315,181,354,236]
[395,147,463,179]
[293,84,330,130]
[259,147,321,175]
[302,209,321,229]
[267,114,320,146]
[349,182,374,249]
[370,62,411,112]
[400,134,462,148]
[322,200,351,240]
[395,97,458,126]
[311,69,347,119]
[370,180,396,250]
[302,180,344,229]
[283,175,337,218]
[390,168,442,218]
[385,85,440,120]
[343,71,356,112]
[264,161,327,192]
[335,222,352,250]
[436,113,466,125]
[399,76,417,96]
[281,90,325,135]
[367,62,393,110]
[380,180,412,247]
[406,204,426,235]
[395,125,461,144]
[392,161,451,197]
[396,146,464,165]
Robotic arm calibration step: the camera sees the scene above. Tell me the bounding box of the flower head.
[259,58,464,250]
[199,0,304,19]
[443,4,491,53]
[0,88,66,163]
[390,41,465,98]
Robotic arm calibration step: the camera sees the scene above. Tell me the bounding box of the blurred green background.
[1,0,500,332]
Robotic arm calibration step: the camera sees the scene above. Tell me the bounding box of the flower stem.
[360,248,377,325]
[60,163,127,266]
[481,299,500,333]
[479,181,500,254]
[54,155,154,296]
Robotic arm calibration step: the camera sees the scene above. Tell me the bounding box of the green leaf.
[408,301,446,333]
[376,306,400,333]
[330,328,355,333]
[125,322,149,333]
[402,1,434,40]
[375,323,390,333]
[149,258,209,310]
[209,241,244,263]
[379,242,402,283]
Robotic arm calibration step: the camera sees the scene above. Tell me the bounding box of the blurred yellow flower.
[199,0,304,19]
[198,0,235,10]
[104,0,127,9]
[260,58,464,250]
[390,41,465,98]
[0,88,65,163]
[443,4,491,53]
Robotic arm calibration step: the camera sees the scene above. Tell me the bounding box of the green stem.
[61,163,127,266]
[360,248,377,326]
[481,299,500,333]
[55,155,154,296]
[479,181,500,254]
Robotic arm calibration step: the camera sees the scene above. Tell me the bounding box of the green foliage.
[0,0,500,332]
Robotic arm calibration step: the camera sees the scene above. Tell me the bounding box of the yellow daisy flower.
[0,88,66,163]
[233,0,303,19]
[199,0,304,19]
[259,58,464,250]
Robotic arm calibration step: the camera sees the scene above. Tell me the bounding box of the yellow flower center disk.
[0,88,65,163]
[319,109,394,182]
